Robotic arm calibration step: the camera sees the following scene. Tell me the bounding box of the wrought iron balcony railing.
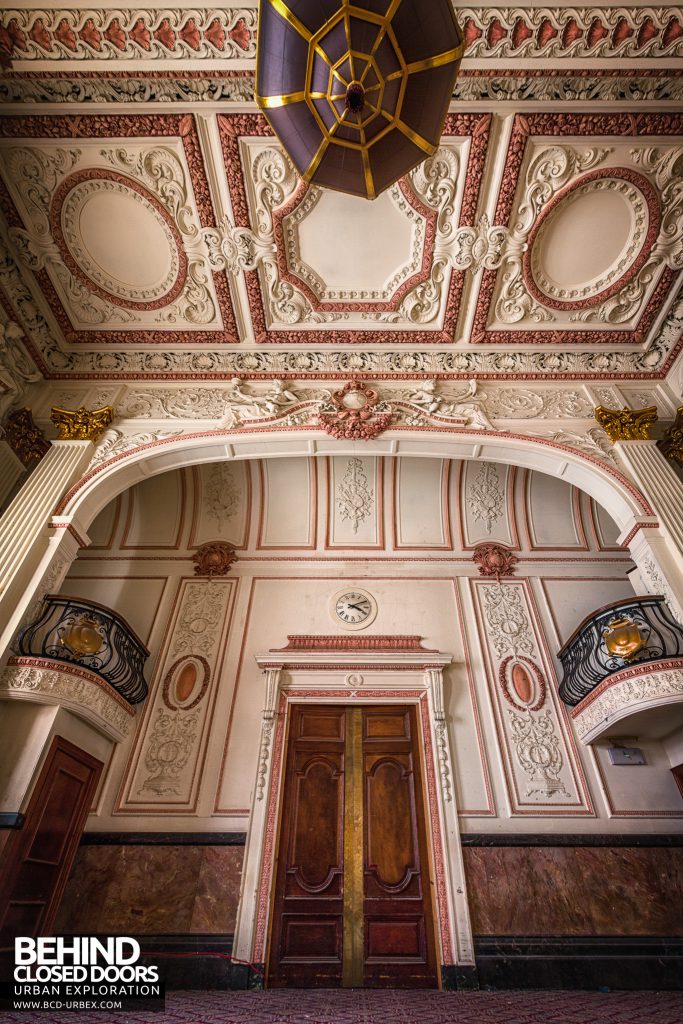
[558,596,683,707]
[17,594,149,705]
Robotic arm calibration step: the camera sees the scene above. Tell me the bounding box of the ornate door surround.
[232,635,475,975]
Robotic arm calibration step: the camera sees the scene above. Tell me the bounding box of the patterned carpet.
[3,989,683,1024]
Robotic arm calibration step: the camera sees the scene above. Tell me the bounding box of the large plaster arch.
[53,425,654,544]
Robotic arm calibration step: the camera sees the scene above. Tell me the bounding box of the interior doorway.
[266,704,439,988]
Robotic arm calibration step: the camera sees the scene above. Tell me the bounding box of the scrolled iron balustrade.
[17,594,149,705]
[558,595,683,707]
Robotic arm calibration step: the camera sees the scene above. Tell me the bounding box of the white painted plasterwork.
[571,659,683,745]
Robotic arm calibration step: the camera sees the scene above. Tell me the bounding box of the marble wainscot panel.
[463,847,683,936]
[55,845,244,935]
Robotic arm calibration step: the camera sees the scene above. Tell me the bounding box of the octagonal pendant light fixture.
[256,0,464,199]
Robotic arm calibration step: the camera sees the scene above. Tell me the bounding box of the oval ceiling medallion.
[499,656,546,712]
[523,167,660,310]
[50,168,187,310]
[162,655,210,711]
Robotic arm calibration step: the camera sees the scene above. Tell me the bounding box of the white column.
[616,440,683,557]
[0,439,25,510]
[233,666,283,964]
[424,666,475,968]
[0,440,93,656]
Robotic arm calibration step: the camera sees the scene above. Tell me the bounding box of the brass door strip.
[342,707,364,988]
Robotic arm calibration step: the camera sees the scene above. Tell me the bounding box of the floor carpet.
[2,989,683,1024]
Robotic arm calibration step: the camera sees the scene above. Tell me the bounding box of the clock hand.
[347,602,369,612]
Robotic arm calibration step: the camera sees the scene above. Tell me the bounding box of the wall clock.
[330,588,378,631]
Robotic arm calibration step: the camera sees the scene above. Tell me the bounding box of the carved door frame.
[232,636,475,975]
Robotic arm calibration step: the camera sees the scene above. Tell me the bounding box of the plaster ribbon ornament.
[255,0,464,198]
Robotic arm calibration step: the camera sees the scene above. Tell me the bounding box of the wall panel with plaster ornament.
[459,462,517,549]
[327,456,382,549]
[469,578,593,816]
[189,462,250,550]
[116,577,237,815]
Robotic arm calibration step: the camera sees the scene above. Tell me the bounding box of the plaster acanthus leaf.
[103,145,198,238]
[50,260,139,325]
[639,555,683,625]
[630,146,683,269]
[7,227,60,273]
[530,428,618,465]
[202,218,274,274]
[336,457,374,535]
[508,709,569,798]
[153,259,216,326]
[481,583,534,659]
[261,258,340,326]
[569,257,659,324]
[390,256,449,325]
[205,463,240,525]
[251,148,299,238]
[409,146,459,240]
[468,463,505,536]
[3,146,80,232]
[89,428,184,469]
[118,388,233,420]
[484,388,593,419]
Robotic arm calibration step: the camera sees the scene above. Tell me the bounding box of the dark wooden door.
[267,705,438,988]
[0,735,103,965]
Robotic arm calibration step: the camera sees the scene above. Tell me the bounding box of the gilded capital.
[3,407,49,468]
[660,407,683,464]
[50,405,113,442]
[594,405,658,442]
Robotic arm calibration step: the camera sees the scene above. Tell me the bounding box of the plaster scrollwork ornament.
[336,458,374,534]
[89,428,184,469]
[0,320,42,421]
[410,147,459,240]
[630,146,683,269]
[451,215,509,273]
[318,381,392,440]
[397,379,495,430]
[140,706,201,796]
[640,556,683,626]
[202,218,274,275]
[594,405,658,441]
[205,463,240,524]
[508,710,569,798]
[468,463,505,535]
[171,582,227,657]
[482,583,534,659]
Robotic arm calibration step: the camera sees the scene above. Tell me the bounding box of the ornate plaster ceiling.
[0,5,681,386]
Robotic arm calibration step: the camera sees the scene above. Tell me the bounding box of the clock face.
[331,589,377,631]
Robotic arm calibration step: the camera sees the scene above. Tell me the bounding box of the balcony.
[558,596,683,745]
[16,594,149,705]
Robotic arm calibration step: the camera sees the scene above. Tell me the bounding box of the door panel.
[267,704,438,989]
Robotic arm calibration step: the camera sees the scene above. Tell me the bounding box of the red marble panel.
[463,847,683,936]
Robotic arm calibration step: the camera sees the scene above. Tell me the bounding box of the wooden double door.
[267,705,439,988]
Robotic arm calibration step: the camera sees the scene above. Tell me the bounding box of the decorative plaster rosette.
[523,167,661,310]
[50,168,188,310]
[0,657,135,742]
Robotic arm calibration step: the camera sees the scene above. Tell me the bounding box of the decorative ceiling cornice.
[1,7,681,64]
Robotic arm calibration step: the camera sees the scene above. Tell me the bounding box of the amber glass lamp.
[256,0,464,199]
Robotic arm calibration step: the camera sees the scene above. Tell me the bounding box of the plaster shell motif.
[0,660,134,742]
[475,581,586,810]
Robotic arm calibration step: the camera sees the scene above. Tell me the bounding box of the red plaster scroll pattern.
[218,113,491,345]
[472,112,683,347]
[0,113,238,343]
